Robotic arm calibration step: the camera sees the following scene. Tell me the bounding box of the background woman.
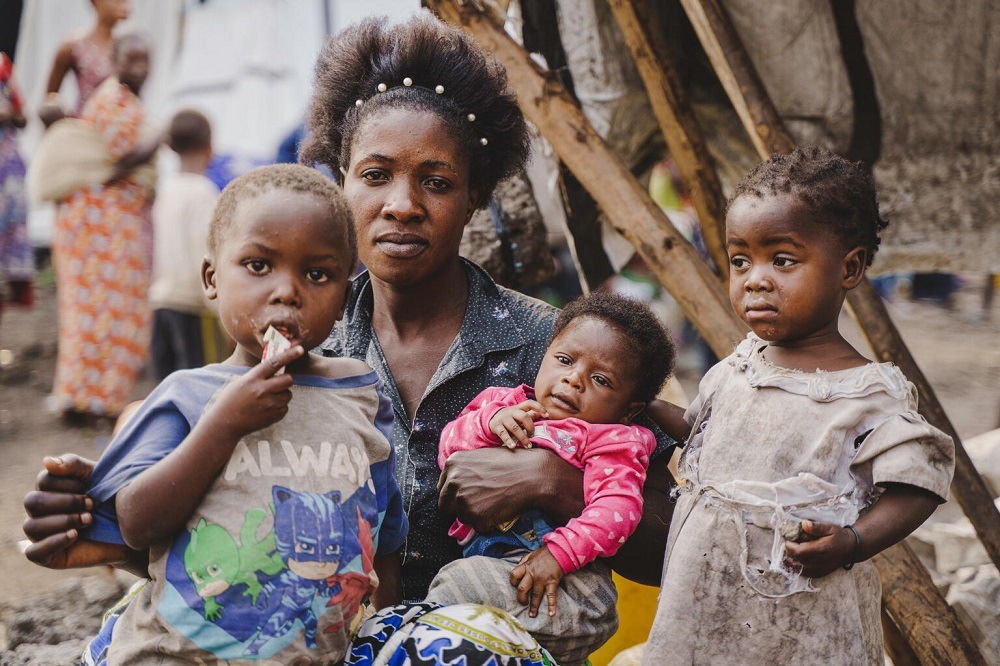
[0,52,33,327]
[38,0,130,127]
[51,33,160,423]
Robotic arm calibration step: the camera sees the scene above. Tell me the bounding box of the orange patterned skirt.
[52,180,153,417]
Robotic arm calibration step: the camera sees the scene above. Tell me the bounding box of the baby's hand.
[784,520,857,579]
[488,400,548,449]
[205,345,304,440]
[509,545,564,618]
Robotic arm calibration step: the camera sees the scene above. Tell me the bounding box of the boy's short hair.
[552,291,676,404]
[167,109,212,155]
[208,164,357,273]
[727,146,888,266]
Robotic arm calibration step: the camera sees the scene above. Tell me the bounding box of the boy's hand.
[206,345,304,440]
[489,400,548,449]
[784,520,857,579]
[510,545,564,618]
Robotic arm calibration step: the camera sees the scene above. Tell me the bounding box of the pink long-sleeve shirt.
[438,384,656,574]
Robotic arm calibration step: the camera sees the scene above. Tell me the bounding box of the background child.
[642,147,955,665]
[81,164,407,664]
[148,108,220,380]
[428,291,679,666]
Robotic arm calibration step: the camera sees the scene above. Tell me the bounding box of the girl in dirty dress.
[642,147,955,665]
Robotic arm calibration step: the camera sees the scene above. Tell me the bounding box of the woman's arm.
[38,42,73,127]
[22,454,150,575]
[437,446,675,585]
[784,483,939,578]
[106,132,164,183]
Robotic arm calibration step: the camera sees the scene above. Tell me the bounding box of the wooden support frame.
[677,0,1000,577]
[427,0,987,662]
[606,0,729,279]
[426,0,746,359]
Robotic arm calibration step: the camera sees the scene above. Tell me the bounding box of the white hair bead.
[480,137,488,146]
[435,84,445,94]
[355,99,363,107]
[403,77,413,87]
[467,113,476,122]
[377,83,387,93]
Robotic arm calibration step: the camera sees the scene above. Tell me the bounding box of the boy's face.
[533,316,643,425]
[203,190,352,366]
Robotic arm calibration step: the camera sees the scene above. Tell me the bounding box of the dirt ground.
[0,273,997,660]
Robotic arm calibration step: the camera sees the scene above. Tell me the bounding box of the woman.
[38,0,131,127]
[0,53,33,326]
[24,12,676,662]
[50,33,160,422]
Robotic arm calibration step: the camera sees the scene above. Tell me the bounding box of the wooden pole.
[676,0,1000,575]
[425,1,988,662]
[606,0,729,279]
[427,0,747,358]
[872,543,982,665]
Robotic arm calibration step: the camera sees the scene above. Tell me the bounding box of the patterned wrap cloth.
[52,77,153,416]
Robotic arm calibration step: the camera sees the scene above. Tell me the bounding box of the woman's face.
[342,107,476,288]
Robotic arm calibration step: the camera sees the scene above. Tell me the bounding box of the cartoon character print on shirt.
[245,481,379,656]
[184,507,286,620]
[160,481,378,660]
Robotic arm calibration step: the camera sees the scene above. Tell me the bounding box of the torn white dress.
[643,334,954,665]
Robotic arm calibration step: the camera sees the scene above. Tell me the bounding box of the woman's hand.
[783,521,857,579]
[21,454,120,569]
[488,400,548,448]
[437,448,584,533]
[510,545,564,618]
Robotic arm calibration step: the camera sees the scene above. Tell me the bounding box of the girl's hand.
[205,346,304,441]
[510,545,564,618]
[784,520,856,579]
[488,400,548,449]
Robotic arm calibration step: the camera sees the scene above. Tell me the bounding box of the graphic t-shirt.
[86,365,408,665]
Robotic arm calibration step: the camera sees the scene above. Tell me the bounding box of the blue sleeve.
[84,391,193,544]
[634,412,678,461]
[371,382,408,554]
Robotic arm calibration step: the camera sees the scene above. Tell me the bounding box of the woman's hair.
[727,146,888,266]
[167,109,211,154]
[300,12,530,209]
[551,292,676,404]
[208,164,357,272]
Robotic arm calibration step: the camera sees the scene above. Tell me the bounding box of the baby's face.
[534,316,642,425]
[204,190,352,366]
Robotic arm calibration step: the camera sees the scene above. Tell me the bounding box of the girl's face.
[203,190,353,367]
[726,193,865,345]
[341,107,476,288]
[533,316,643,425]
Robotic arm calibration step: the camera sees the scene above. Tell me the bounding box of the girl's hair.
[208,164,357,272]
[727,146,888,266]
[299,12,530,209]
[552,292,676,404]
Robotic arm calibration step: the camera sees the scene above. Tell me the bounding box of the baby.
[429,291,679,665]
[81,164,407,665]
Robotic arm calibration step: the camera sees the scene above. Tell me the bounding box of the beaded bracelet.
[843,524,862,570]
